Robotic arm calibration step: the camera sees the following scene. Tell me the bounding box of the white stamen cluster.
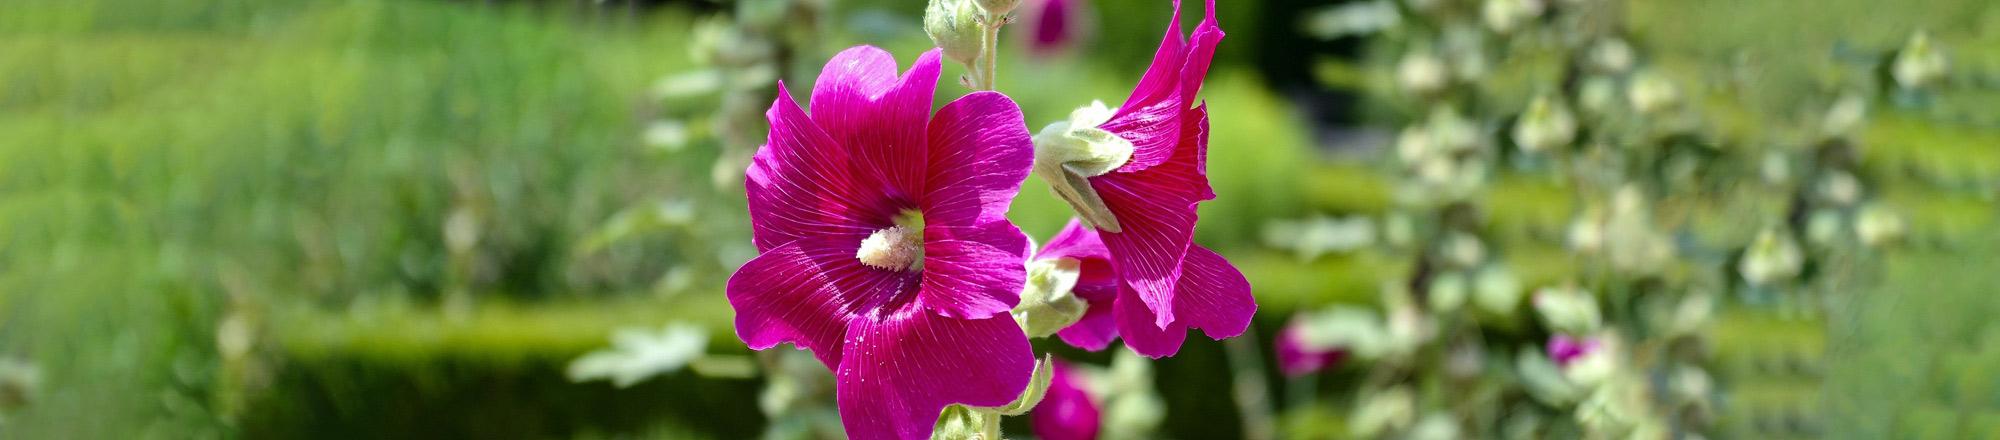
[856,226,923,271]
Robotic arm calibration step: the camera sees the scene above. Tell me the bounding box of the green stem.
[978,411,1002,439]
[973,13,1003,91]
[1225,332,1277,440]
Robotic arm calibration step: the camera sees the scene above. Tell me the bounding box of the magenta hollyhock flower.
[1275,317,1346,377]
[1036,218,1252,357]
[1546,334,1602,367]
[1031,360,1102,440]
[728,46,1038,440]
[1040,0,1252,357]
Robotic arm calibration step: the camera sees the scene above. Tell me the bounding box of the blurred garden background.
[2,0,1999,438]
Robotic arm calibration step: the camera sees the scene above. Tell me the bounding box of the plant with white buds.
[1892,31,1948,89]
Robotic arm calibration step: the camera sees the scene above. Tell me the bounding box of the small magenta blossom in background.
[1031,360,1103,440]
[1546,334,1601,367]
[1023,0,1083,56]
[1033,0,1253,358]
[727,46,1039,439]
[1035,219,1252,356]
[1275,317,1346,377]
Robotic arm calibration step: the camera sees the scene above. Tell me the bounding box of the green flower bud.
[1395,125,1433,165]
[975,0,1019,16]
[1410,412,1463,440]
[1856,203,1906,247]
[1349,387,1416,438]
[925,0,986,65]
[1516,347,1582,405]
[1816,171,1862,206]
[1533,286,1600,334]
[1627,70,1680,115]
[1821,93,1868,136]
[931,404,986,439]
[1759,151,1792,185]
[1473,265,1523,316]
[1428,270,1469,312]
[1805,209,1842,246]
[1671,365,1714,407]
[1586,38,1635,74]
[981,356,1054,415]
[1665,290,1715,338]
[1012,258,1089,338]
[1035,101,1132,232]
[1577,76,1620,115]
[1739,227,1803,287]
[1481,0,1543,34]
[1396,51,1449,96]
[1892,31,1948,89]
[1604,186,1674,274]
[1439,232,1486,269]
[1566,203,1607,254]
[1512,94,1576,154]
[1561,334,1615,387]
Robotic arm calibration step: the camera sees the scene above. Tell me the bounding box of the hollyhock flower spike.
[728,46,1039,440]
[1037,219,1252,357]
[1276,317,1347,377]
[1031,360,1103,440]
[1033,0,1250,358]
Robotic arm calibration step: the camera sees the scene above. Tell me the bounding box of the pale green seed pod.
[1012,258,1089,338]
[925,0,986,65]
[1893,31,1948,89]
[1034,101,1132,232]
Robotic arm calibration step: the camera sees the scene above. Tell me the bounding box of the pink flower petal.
[836,309,1034,440]
[727,239,921,369]
[1101,0,1221,173]
[746,82,901,253]
[1102,99,1183,173]
[1276,319,1345,377]
[810,47,942,200]
[811,46,901,110]
[1039,218,1113,261]
[1170,244,1255,340]
[1044,219,1123,351]
[1106,245,1253,358]
[1113,290,1189,358]
[920,222,1030,319]
[1031,361,1102,440]
[923,91,1035,227]
[1027,0,1078,56]
[1056,290,1118,351]
[1091,163,1202,328]
[1179,0,1223,103]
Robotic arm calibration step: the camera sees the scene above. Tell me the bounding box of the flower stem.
[1225,332,1277,440]
[978,411,1003,439]
[972,12,1005,91]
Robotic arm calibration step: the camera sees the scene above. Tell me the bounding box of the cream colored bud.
[925,0,985,65]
